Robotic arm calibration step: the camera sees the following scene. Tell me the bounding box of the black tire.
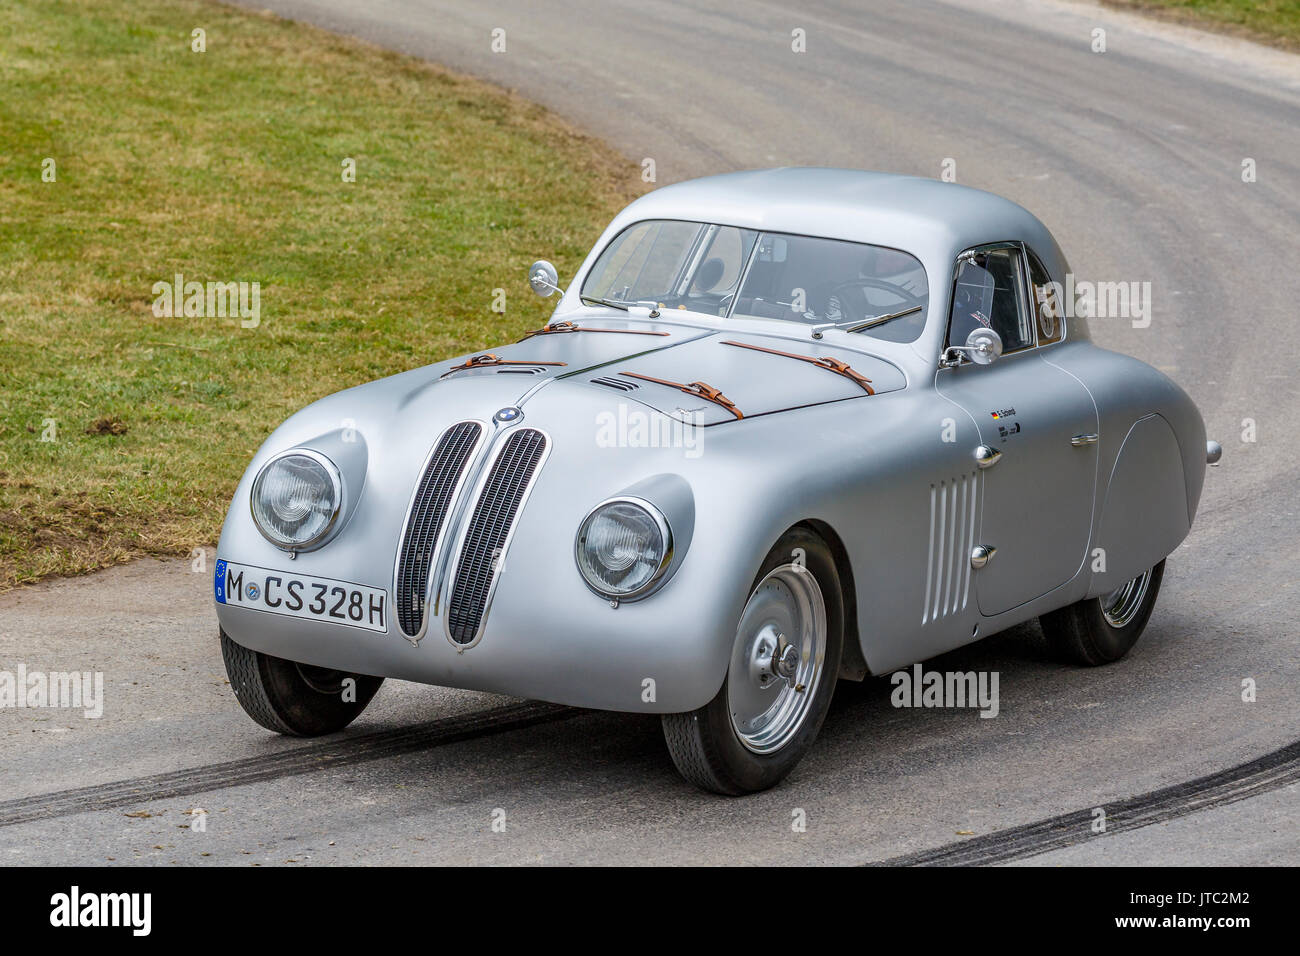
[1038,560,1165,666]
[662,527,845,795]
[220,629,384,736]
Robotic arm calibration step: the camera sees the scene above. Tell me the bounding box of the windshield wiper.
[580,294,628,311]
[581,294,643,312]
[809,305,922,340]
[581,294,668,317]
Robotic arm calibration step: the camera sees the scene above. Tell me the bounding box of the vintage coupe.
[216,168,1217,794]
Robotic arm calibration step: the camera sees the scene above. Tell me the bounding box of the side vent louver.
[394,421,482,637]
[921,471,979,624]
[446,428,548,645]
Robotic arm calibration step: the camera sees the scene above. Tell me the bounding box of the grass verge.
[0,0,641,589]
[1100,0,1300,52]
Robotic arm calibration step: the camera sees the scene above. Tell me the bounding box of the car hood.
[386,318,907,429]
[255,317,909,476]
[558,326,905,425]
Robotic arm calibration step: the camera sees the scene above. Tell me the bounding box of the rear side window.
[947,247,1033,353]
[1026,248,1064,345]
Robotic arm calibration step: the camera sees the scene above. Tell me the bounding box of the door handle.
[1070,433,1099,446]
[973,444,1002,469]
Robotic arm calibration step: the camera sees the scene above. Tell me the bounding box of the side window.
[947,247,1033,353]
[1025,248,1064,345]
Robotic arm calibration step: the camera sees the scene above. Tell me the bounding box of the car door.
[935,243,1097,616]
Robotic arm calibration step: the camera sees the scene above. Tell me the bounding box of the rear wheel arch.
[1090,414,1188,596]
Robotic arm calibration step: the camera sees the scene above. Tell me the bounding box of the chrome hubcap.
[728,565,827,755]
[747,628,800,687]
[1101,568,1152,628]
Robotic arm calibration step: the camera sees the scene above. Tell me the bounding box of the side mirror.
[965,327,1003,365]
[940,326,1003,369]
[528,260,562,298]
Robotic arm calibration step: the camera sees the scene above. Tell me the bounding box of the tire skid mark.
[871,739,1300,866]
[0,701,577,829]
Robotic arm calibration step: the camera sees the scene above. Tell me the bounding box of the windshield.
[581,219,928,343]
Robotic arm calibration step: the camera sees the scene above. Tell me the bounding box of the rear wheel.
[1038,560,1165,666]
[220,629,383,736]
[662,527,844,795]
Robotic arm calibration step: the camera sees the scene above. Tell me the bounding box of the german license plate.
[215,559,387,633]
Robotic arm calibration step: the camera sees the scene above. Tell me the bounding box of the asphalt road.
[2,0,1298,865]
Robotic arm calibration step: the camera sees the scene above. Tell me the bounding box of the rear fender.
[1088,413,1189,596]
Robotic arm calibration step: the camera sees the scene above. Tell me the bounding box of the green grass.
[1103,0,1300,50]
[0,0,641,588]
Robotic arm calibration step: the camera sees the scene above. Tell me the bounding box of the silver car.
[215,168,1218,794]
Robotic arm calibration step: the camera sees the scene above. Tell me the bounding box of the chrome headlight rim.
[574,495,674,602]
[249,448,343,552]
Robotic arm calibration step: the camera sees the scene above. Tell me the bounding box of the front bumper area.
[213,552,734,714]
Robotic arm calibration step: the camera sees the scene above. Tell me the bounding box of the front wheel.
[661,527,844,795]
[220,629,384,736]
[1038,560,1165,666]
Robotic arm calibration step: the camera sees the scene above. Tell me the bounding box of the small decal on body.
[990,408,1021,442]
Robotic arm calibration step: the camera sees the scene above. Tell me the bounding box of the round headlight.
[250,450,341,550]
[575,497,672,600]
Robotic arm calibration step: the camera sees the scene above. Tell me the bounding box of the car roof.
[608,168,1064,271]
[561,168,1082,372]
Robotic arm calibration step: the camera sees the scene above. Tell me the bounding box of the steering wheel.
[824,278,926,323]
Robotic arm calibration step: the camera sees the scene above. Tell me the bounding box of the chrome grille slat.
[447,428,547,644]
[394,421,482,636]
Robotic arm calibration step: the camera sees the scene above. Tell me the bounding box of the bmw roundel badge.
[494,406,523,424]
